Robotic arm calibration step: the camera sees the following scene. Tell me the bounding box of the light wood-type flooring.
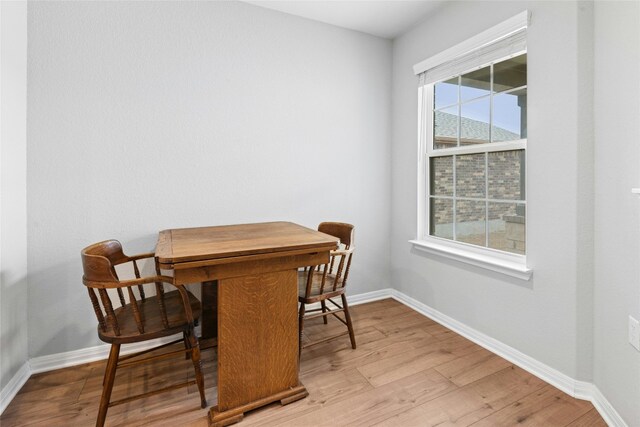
[1,299,606,426]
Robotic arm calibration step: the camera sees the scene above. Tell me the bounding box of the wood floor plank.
[372,366,547,426]
[301,326,435,377]
[423,321,459,341]
[5,400,99,427]
[433,347,513,386]
[18,363,94,394]
[349,298,406,317]
[18,388,206,427]
[241,368,373,426]
[78,358,191,403]
[356,334,481,387]
[348,303,419,329]
[274,369,457,427]
[300,326,386,364]
[302,318,371,348]
[0,299,605,427]
[104,389,211,427]
[566,408,608,427]
[0,379,86,420]
[470,384,594,427]
[421,333,481,356]
[372,310,438,336]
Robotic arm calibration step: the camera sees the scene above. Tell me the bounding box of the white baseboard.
[0,362,31,415]
[589,384,630,427]
[0,289,628,426]
[297,288,393,313]
[29,325,202,375]
[387,289,628,427]
[345,288,393,306]
[29,336,179,374]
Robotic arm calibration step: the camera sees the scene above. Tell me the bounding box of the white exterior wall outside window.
[410,11,532,280]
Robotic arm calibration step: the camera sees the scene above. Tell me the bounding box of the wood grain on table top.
[156,221,338,264]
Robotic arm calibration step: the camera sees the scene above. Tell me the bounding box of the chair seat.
[297,271,345,302]
[98,290,201,344]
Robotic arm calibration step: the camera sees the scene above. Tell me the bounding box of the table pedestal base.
[209,384,308,427]
[209,270,307,426]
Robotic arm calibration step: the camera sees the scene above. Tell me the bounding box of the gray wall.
[27,1,392,358]
[391,1,594,380]
[593,2,640,424]
[0,1,29,391]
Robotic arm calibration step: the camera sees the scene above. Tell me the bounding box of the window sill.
[409,239,533,281]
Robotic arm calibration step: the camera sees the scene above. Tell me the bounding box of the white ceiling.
[243,1,445,39]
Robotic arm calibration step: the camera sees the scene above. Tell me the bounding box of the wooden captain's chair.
[81,240,206,427]
[298,222,356,352]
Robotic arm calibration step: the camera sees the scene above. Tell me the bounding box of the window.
[412,12,530,278]
[429,54,527,255]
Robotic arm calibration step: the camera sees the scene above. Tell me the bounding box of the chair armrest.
[126,252,156,262]
[330,248,354,257]
[85,275,175,289]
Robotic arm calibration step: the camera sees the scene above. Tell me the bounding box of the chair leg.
[320,301,328,324]
[341,294,356,349]
[183,331,191,360]
[187,331,207,409]
[298,302,306,356]
[97,343,120,427]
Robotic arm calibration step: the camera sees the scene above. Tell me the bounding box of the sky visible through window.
[434,54,527,139]
[435,83,522,135]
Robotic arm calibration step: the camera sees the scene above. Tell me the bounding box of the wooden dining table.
[155,221,338,426]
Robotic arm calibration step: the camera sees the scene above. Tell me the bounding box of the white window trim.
[410,238,532,281]
[411,11,532,281]
[413,10,530,76]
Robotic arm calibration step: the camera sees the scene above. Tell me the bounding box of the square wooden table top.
[156,221,338,265]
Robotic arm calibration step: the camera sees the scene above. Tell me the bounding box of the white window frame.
[410,11,532,281]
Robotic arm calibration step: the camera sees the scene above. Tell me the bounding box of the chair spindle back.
[81,240,169,337]
[304,222,354,296]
